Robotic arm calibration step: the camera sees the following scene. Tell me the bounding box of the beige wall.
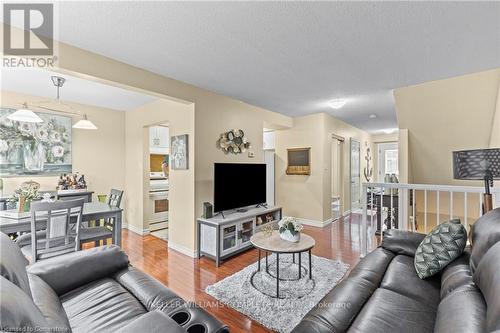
[275,113,372,224]
[36,37,292,255]
[0,90,125,200]
[394,68,500,186]
[125,99,195,252]
[275,114,326,222]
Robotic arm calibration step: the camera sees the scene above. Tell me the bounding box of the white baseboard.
[168,241,197,258]
[123,223,150,236]
[286,216,334,228]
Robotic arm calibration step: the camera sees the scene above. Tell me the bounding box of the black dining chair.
[20,198,84,263]
[79,189,123,247]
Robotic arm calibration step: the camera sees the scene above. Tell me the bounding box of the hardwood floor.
[116,214,380,333]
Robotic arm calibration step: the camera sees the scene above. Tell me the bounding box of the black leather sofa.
[0,233,229,333]
[292,208,500,333]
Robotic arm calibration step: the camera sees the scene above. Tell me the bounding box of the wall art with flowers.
[0,108,72,176]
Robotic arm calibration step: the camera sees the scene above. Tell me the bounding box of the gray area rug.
[205,254,349,333]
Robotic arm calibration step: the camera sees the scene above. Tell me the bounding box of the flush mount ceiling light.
[383,128,397,134]
[73,114,98,130]
[328,99,347,109]
[369,114,377,119]
[7,103,44,123]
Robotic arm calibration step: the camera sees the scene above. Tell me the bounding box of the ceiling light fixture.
[73,114,98,130]
[369,114,377,119]
[383,128,397,134]
[328,99,347,109]
[7,103,44,123]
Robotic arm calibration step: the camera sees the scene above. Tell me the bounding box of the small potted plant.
[7,181,41,212]
[278,217,303,242]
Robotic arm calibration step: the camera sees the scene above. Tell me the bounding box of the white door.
[351,139,361,210]
[377,143,399,182]
[331,138,343,220]
[264,150,275,206]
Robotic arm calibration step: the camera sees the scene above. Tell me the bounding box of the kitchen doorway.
[148,123,170,240]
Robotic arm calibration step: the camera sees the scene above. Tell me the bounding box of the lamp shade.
[453,148,500,180]
[73,114,97,130]
[7,107,43,123]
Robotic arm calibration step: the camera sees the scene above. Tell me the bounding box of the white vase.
[280,229,300,242]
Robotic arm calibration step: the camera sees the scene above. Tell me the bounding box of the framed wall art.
[0,108,72,176]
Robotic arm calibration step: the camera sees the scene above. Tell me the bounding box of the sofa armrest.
[382,229,426,257]
[121,310,186,333]
[27,245,129,295]
[113,267,184,314]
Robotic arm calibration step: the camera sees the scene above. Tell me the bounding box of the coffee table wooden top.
[250,230,315,253]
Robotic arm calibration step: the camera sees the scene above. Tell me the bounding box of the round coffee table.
[250,230,315,298]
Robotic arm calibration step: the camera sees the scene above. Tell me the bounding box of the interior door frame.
[350,139,361,210]
[331,134,345,219]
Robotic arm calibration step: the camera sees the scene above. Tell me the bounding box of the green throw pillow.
[414,219,467,279]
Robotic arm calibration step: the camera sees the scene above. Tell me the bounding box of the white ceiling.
[6,2,500,132]
[1,68,156,111]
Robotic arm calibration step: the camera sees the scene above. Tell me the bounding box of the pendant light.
[7,103,44,123]
[73,114,98,130]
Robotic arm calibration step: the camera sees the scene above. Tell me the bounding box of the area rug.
[205,254,349,333]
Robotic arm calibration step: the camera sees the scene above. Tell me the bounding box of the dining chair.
[79,189,123,247]
[21,198,85,263]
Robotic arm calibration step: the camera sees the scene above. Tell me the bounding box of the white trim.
[285,216,333,228]
[123,223,150,236]
[342,209,351,217]
[168,241,197,258]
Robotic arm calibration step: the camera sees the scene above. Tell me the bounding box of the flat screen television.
[214,163,266,212]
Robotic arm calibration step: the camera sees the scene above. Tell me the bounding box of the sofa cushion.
[291,247,395,333]
[414,219,467,279]
[473,241,500,332]
[470,208,500,273]
[60,278,146,333]
[0,232,32,297]
[114,267,184,314]
[348,288,436,333]
[28,273,72,332]
[382,229,426,257]
[433,284,486,333]
[381,255,441,309]
[0,276,49,332]
[440,250,474,299]
[28,245,129,295]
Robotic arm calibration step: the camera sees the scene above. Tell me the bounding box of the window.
[384,149,398,176]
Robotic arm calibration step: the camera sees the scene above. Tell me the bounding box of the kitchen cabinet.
[149,126,169,154]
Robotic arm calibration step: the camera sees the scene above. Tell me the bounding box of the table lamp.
[453,148,500,213]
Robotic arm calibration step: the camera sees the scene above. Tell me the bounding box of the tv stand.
[236,208,248,213]
[214,211,225,219]
[197,206,282,267]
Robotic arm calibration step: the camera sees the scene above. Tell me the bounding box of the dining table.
[0,202,123,247]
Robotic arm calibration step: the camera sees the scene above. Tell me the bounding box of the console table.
[197,206,282,266]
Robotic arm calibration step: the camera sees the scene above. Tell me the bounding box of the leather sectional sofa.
[292,208,500,333]
[0,233,229,333]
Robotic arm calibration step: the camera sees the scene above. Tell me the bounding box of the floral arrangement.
[278,217,303,236]
[6,182,41,205]
[217,129,250,154]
